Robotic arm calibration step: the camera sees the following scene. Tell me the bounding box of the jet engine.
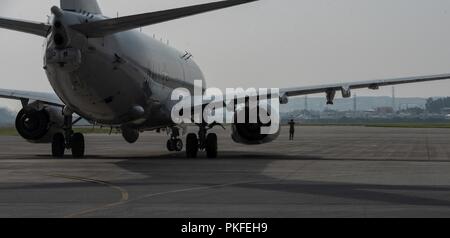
[121,126,140,144]
[231,106,280,145]
[15,106,64,143]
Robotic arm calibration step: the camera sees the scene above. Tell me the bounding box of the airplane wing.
[70,0,258,38]
[0,88,64,107]
[280,73,450,98]
[279,73,450,104]
[0,17,51,37]
[184,73,450,111]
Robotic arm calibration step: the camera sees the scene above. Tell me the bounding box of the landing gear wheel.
[167,139,183,152]
[71,133,85,158]
[52,133,65,158]
[175,139,183,152]
[186,133,199,158]
[206,133,218,159]
[167,139,174,151]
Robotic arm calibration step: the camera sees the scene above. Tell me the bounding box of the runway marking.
[132,180,264,201]
[55,162,318,217]
[44,160,319,217]
[66,179,271,217]
[47,174,129,218]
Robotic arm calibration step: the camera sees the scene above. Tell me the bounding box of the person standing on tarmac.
[289,119,295,141]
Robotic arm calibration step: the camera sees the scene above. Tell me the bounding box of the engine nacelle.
[231,106,280,145]
[15,106,64,143]
[121,126,140,144]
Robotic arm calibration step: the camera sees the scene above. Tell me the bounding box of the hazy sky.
[2,0,450,110]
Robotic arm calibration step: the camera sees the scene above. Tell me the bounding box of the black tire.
[167,139,174,151]
[71,133,85,158]
[206,133,218,159]
[52,133,65,158]
[175,139,183,152]
[186,133,198,158]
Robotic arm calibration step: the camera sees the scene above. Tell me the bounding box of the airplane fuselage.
[44,10,205,129]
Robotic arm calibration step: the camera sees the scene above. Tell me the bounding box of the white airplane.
[1,0,450,158]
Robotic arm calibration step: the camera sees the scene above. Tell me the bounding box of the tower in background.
[304,95,308,111]
[392,87,396,112]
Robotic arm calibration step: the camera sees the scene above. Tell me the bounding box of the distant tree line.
[426,97,450,113]
[0,108,15,127]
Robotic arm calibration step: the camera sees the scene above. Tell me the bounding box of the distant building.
[375,107,394,114]
[446,114,450,120]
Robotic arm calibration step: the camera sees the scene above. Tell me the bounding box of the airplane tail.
[60,0,102,14]
[71,0,258,38]
[1,0,257,38]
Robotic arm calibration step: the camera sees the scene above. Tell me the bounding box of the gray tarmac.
[1,126,450,217]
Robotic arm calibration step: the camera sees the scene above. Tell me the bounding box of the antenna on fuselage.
[181,52,189,59]
[181,51,193,60]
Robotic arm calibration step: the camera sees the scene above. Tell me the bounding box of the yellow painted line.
[48,163,311,217]
[48,174,129,218]
[124,179,267,206]
[52,175,263,217]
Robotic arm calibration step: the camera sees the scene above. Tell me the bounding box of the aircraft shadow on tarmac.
[10,178,450,209]
[31,151,321,160]
[31,151,450,163]
[5,152,450,213]
[112,158,450,209]
[235,182,450,207]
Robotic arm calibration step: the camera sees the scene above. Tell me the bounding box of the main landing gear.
[186,123,223,159]
[52,113,85,158]
[166,127,183,152]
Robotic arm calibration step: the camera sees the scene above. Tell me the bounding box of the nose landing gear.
[51,131,85,158]
[166,127,183,152]
[167,138,183,152]
[51,113,85,158]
